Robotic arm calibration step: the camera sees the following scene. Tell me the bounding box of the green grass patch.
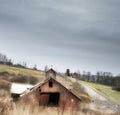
[82,81,120,104]
[0,65,45,79]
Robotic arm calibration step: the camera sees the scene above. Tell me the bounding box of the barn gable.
[19,77,81,111]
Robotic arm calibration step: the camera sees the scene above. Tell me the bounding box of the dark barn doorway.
[39,93,60,106]
[48,93,60,106]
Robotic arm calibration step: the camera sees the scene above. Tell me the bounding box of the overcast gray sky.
[0,0,120,75]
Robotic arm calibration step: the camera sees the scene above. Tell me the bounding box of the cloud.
[0,0,120,74]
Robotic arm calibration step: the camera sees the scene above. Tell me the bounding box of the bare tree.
[33,64,37,70]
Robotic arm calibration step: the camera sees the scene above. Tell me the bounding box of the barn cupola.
[46,68,56,79]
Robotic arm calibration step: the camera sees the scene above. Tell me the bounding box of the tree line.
[66,69,120,91]
[0,53,37,70]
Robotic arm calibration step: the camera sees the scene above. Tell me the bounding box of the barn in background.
[19,77,81,111]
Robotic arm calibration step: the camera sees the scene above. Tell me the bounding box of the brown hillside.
[0,78,11,90]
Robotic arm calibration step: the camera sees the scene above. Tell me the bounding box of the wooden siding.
[19,78,81,111]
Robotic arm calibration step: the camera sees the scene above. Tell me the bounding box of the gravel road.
[68,77,120,113]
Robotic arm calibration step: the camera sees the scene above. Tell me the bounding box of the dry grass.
[0,65,119,115]
[0,78,11,90]
[0,64,45,86]
[0,96,119,115]
[0,89,117,115]
[0,99,119,115]
[0,96,13,115]
[72,81,92,103]
[0,65,45,79]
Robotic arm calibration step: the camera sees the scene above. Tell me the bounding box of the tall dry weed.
[0,96,12,115]
[0,97,119,115]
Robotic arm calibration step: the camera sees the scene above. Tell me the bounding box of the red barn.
[72,72,78,78]
[19,77,81,111]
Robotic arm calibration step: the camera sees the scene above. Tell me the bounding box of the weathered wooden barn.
[18,77,81,111]
[72,72,79,78]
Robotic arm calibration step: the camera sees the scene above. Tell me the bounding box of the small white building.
[11,83,33,101]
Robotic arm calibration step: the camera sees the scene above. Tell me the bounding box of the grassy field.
[0,65,45,79]
[0,65,46,93]
[0,65,119,115]
[83,81,120,104]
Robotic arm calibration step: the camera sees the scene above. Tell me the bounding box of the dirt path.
[68,77,120,114]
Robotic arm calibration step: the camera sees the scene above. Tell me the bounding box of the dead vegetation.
[0,78,11,90]
[0,71,40,85]
[72,81,92,103]
[0,96,12,115]
[10,75,39,85]
[0,97,119,115]
[0,84,119,115]
[0,66,119,115]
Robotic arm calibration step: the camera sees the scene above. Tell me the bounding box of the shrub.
[10,76,28,83]
[29,76,38,85]
[10,76,38,84]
